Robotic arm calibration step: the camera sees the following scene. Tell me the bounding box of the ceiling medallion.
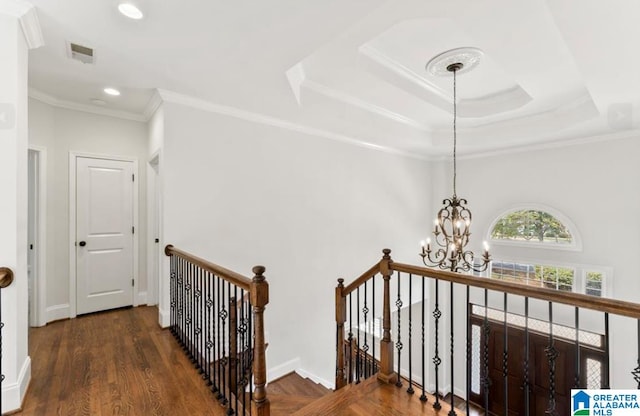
[426,47,484,77]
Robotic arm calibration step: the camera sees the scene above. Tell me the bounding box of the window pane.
[490,210,572,244]
[586,358,602,389]
[471,325,481,394]
[586,271,603,297]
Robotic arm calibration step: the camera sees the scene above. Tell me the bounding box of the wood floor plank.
[17,306,228,416]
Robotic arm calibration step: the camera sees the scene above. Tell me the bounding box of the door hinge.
[132,174,135,182]
[131,278,134,287]
[132,226,135,234]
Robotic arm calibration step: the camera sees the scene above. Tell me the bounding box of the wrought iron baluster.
[372,275,377,374]
[395,271,403,388]
[502,293,508,416]
[448,281,455,416]
[363,281,369,379]
[465,286,470,415]
[233,285,238,416]
[407,274,414,395]
[248,294,254,416]
[216,275,223,400]
[524,297,530,416]
[170,255,176,334]
[604,312,610,389]
[574,307,580,388]
[433,279,442,410]
[348,293,353,384]
[356,286,361,384]
[240,288,247,414]
[221,281,228,406]
[179,258,185,346]
[205,272,213,387]
[633,319,640,389]
[186,262,193,358]
[197,268,204,373]
[212,274,219,394]
[482,289,490,414]
[545,302,558,416]
[420,277,427,402]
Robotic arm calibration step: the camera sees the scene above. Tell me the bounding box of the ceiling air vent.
[67,42,94,64]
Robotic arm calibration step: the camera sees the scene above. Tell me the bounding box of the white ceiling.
[26,0,640,156]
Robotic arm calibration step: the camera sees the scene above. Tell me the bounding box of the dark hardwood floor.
[17,306,228,416]
[16,305,485,416]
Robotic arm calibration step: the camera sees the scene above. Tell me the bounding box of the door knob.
[79,241,87,247]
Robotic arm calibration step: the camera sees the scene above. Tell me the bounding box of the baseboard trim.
[158,307,170,328]
[266,357,300,384]
[137,291,148,306]
[46,303,70,323]
[1,356,31,413]
[296,367,334,390]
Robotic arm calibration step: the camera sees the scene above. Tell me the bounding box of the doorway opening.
[27,147,47,327]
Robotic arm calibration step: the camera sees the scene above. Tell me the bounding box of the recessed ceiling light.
[118,3,144,20]
[90,98,106,106]
[104,87,121,96]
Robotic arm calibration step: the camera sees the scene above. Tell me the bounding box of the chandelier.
[420,50,491,273]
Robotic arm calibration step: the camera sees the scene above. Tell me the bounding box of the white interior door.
[76,156,134,315]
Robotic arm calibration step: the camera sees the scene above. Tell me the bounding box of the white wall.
[159,100,432,386]
[440,136,640,391]
[0,13,30,413]
[28,98,148,321]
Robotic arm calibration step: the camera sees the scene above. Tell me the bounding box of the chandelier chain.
[453,67,457,198]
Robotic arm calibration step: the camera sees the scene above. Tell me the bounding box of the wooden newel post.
[377,248,397,384]
[335,278,347,390]
[250,266,271,416]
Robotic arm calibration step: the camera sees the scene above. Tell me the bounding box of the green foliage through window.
[491,210,572,244]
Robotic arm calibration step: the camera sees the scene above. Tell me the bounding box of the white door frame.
[69,151,139,318]
[146,151,160,305]
[28,146,47,327]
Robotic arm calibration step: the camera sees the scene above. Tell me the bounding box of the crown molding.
[29,88,147,122]
[458,128,640,161]
[157,89,430,161]
[0,0,44,49]
[143,89,163,120]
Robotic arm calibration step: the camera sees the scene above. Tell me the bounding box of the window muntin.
[490,261,575,292]
[490,209,573,246]
[487,260,607,297]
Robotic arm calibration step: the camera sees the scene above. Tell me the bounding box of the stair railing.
[336,249,640,415]
[165,245,269,416]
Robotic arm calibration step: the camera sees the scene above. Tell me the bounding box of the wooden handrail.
[390,262,640,320]
[343,262,382,296]
[165,245,251,291]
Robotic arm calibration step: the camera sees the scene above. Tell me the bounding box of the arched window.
[488,206,581,251]
[491,209,572,245]
[483,205,609,297]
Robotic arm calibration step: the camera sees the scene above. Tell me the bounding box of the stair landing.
[290,376,459,416]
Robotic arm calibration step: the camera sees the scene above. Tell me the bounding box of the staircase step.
[268,372,331,399]
[290,376,458,416]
